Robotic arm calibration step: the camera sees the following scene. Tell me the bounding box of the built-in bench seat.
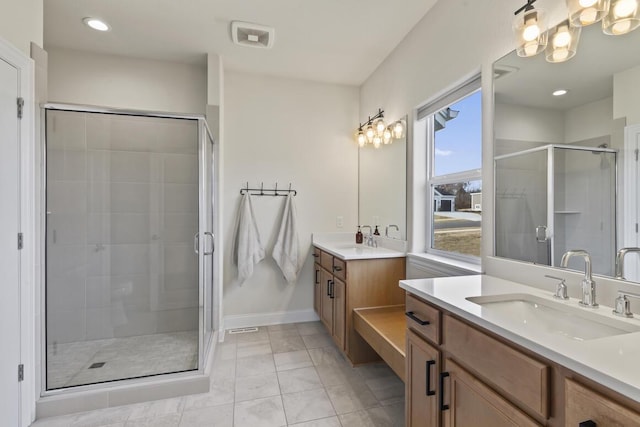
[353,304,406,382]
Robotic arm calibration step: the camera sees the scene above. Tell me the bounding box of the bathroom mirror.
[493,21,640,281]
[358,116,407,239]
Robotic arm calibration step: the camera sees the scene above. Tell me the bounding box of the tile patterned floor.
[47,331,198,389]
[32,321,405,427]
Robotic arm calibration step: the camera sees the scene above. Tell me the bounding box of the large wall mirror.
[358,116,407,240]
[493,21,640,282]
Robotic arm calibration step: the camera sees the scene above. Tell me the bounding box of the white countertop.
[312,232,406,260]
[400,274,640,402]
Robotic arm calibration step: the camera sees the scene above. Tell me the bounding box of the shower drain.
[89,362,106,369]
[228,327,259,334]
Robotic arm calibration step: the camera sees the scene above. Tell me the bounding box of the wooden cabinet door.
[332,278,346,350]
[566,378,640,426]
[313,263,321,315]
[320,268,333,332]
[443,359,541,427]
[406,329,440,427]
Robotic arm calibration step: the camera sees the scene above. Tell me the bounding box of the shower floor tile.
[46,331,198,389]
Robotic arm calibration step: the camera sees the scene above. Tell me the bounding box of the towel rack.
[240,182,297,197]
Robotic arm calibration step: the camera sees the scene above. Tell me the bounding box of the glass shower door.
[45,109,205,389]
[495,148,550,265]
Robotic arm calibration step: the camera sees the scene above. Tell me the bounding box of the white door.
[0,58,22,425]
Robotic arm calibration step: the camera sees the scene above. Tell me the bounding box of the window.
[419,79,482,260]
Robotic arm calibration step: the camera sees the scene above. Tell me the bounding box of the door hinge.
[635,148,639,161]
[636,223,639,233]
[18,364,24,382]
[17,97,24,119]
[17,233,23,250]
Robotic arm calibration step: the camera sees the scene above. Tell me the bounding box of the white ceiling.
[495,22,640,111]
[43,0,439,86]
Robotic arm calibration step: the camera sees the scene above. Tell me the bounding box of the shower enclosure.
[495,144,616,276]
[44,106,216,390]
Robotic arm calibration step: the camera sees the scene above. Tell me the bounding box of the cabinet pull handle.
[312,253,319,258]
[327,279,332,296]
[439,372,450,411]
[329,280,335,299]
[405,311,430,325]
[333,265,343,272]
[315,269,319,284]
[579,421,596,427]
[426,360,436,396]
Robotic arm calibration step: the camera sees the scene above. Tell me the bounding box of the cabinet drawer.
[443,315,550,419]
[332,257,346,280]
[406,294,441,345]
[320,250,333,272]
[566,379,640,426]
[313,247,321,262]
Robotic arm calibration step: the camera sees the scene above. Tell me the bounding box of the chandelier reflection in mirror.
[355,108,405,149]
[513,0,639,64]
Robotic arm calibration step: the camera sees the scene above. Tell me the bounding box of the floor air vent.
[228,327,259,334]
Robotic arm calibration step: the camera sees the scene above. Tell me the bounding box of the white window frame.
[423,80,482,264]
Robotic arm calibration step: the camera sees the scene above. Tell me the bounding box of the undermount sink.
[466,293,640,341]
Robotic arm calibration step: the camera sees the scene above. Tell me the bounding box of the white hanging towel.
[232,193,265,283]
[272,193,301,284]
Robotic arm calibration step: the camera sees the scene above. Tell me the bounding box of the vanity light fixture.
[546,20,581,63]
[513,0,548,57]
[354,108,405,149]
[83,17,110,32]
[567,0,610,26]
[553,89,569,96]
[602,0,640,34]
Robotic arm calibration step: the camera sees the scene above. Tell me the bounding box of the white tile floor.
[32,322,405,427]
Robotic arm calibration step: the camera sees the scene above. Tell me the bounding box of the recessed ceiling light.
[552,89,568,96]
[83,17,110,32]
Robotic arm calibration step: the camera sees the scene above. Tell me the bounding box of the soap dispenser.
[373,225,380,236]
[356,226,363,244]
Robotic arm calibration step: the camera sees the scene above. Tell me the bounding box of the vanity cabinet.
[313,246,405,364]
[565,379,640,426]
[313,248,321,315]
[405,290,640,427]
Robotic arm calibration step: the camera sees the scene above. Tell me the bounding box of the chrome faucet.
[360,225,376,247]
[615,247,640,280]
[545,275,568,300]
[560,249,598,308]
[385,224,399,238]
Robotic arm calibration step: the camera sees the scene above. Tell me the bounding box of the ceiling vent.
[231,21,275,49]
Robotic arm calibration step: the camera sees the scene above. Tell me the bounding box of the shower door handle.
[194,232,200,254]
[536,226,548,242]
[204,232,215,255]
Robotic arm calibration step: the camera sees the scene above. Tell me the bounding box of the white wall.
[614,64,640,126]
[0,0,42,55]
[223,71,359,322]
[47,47,206,114]
[565,97,614,143]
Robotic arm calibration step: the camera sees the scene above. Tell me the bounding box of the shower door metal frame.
[494,143,618,268]
[40,103,217,396]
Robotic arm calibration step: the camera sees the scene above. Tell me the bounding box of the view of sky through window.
[434,91,482,177]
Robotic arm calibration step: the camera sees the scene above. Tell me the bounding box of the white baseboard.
[223,309,319,330]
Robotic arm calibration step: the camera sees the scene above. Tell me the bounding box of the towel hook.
[274,182,279,197]
[260,182,264,196]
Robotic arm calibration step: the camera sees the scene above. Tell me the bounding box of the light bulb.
[552,48,570,61]
[580,7,599,24]
[373,135,382,148]
[83,17,110,31]
[612,19,633,32]
[392,121,405,139]
[357,131,366,147]
[614,0,637,17]
[375,118,386,136]
[383,128,392,144]
[579,0,598,6]
[553,25,572,47]
[523,18,541,41]
[365,125,375,143]
[524,41,540,56]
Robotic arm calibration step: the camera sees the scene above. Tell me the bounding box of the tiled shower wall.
[46,110,200,345]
